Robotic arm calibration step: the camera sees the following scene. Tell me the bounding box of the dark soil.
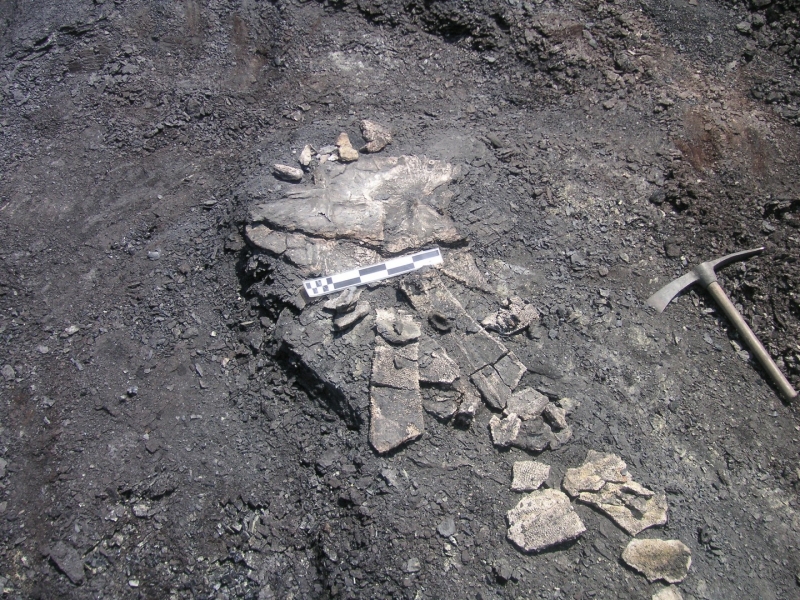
[1,0,800,599]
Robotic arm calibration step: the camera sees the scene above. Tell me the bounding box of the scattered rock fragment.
[336,132,359,162]
[323,287,363,313]
[50,541,85,585]
[360,119,392,153]
[506,489,586,553]
[482,297,540,336]
[471,364,513,410]
[272,164,303,182]
[511,461,550,492]
[564,451,668,535]
[333,301,371,331]
[376,309,421,344]
[563,450,628,495]
[436,516,456,538]
[622,539,692,583]
[1,365,15,381]
[404,557,421,573]
[453,386,481,426]
[489,413,521,447]
[298,144,314,166]
[506,388,549,420]
[513,416,557,452]
[543,404,568,430]
[652,587,684,600]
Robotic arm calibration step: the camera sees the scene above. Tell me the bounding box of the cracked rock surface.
[564,451,668,535]
[506,489,586,553]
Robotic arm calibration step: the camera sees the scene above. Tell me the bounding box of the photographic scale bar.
[302,247,443,298]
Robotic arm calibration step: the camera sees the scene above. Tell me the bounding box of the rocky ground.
[1,0,800,598]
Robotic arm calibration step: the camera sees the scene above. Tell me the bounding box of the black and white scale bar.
[302,247,443,298]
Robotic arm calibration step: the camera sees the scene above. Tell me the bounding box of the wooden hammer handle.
[706,281,798,402]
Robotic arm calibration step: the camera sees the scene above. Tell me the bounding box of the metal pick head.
[646,247,764,313]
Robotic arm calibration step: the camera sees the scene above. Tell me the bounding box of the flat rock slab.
[506,489,586,553]
[622,539,692,583]
[564,451,668,535]
[249,155,462,252]
[506,387,549,420]
[371,339,419,390]
[562,450,629,495]
[50,541,85,585]
[511,461,550,492]
[369,386,424,453]
[489,413,521,447]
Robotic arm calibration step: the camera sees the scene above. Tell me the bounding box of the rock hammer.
[646,247,798,402]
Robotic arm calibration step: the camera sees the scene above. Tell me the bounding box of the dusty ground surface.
[2,0,800,598]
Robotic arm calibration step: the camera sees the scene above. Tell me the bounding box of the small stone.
[272,164,303,182]
[489,413,521,448]
[335,132,360,162]
[404,557,421,573]
[145,438,161,454]
[652,587,684,600]
[511,417,555,452]
[735,21,751,34]
[506,388,549,420]
[649,189,666,205]
[147,250,161,260]
[557,397,580,414]
[126,386,138,397]
[664,240,681,258]
[482,297,539,336]
[36,345,50,354]
[598,265,609,277]
[376,309,420,344]
[380,468,400,487]
[50,541,85,585]
[454,388,481,426]
[543,404,568,430]
[128,579,140,588]
[64,324,80,336]
[333,301,371,331]
[506,489,586,553]
[360,119,392,153]
[338,144,359,162]
[437,516,456,538]
[298,144,314,166]
[511,461,550,492]
[493,559,515,583]
[1,365,15,381]
[132,503,150,518]
[0,458,7,479]
[323,287,363,313]
[622,539,692,583]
